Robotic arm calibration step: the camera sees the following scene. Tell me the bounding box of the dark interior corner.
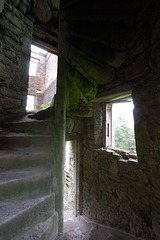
[0,0,160,239]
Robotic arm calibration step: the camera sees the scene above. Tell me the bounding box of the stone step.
[0,150,52,170]
[0,168,53,202]
[0,194,56,240]
[2,119,54,135]
[0,132,53,150]
[15,213,58,240]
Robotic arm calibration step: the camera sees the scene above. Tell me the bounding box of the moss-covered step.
[0,194,55,240]
[0,168,53,201]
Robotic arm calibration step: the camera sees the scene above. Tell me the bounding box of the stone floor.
[55,210,85,240]
[55,210,124,240]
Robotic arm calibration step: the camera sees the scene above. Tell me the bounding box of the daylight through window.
[26,95,35,111]
[106,100,136,152]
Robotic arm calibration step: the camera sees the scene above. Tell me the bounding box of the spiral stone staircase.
[0,114,58,240]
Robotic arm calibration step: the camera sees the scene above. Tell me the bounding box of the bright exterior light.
[112,101,136,151]
[29,60,37,76]
[26,95,35,111]
[31,45,47,55]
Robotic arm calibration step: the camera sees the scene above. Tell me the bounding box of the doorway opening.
[64,141,76,212]
[64,139,80,219]
[26,44,58,112]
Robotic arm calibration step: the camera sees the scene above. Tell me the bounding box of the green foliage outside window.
[114,114,136,151]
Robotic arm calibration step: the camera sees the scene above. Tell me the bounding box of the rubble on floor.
[55,210,124,240]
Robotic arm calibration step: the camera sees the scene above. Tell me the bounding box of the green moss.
[66,75,81,110]
[72,54,114,85]
[66,69,97,110]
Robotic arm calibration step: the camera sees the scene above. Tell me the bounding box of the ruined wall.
[0,0,33,116]
[28,52,46,95]
[80,76,160,240]
[45,53,57,89]
[28,51,57,111]
[80,60,160,240]
[81,113,152,238]
[63,1,160,239]
[43,53,57,106]
[28,51,46,111]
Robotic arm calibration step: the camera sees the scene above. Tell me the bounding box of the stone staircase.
[0,115,58,240]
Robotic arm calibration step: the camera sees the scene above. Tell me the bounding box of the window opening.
[29,59,37,76]
[106,100,136,152]
[27,44,58,112]
[26,95,35,111]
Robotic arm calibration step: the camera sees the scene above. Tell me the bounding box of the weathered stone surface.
[0,0,5,13]
[32,0,52,23]
[67,69,97,110]
[0,1,33,115]
[1,1,160,239]
[80,98,158,238]
[124,50,150,81]
[71,53,114,85]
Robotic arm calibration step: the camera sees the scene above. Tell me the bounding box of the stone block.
[124,50,150,81]
[152,211,160,238]
[32,0,52,23]
[0,0,5,13]
[128,30,149,58]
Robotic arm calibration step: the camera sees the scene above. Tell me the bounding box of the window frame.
[105,99,136,153]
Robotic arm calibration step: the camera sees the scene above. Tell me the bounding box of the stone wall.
[28,52,46,95]
[28,51,46,111]
[43,80,57,106]
[43,53,57,106]
[81,117,150,238]
[45,53,57,90]
[63,1,160,238]
[28,51,57,111]
[0,0,33,116]
[80,78,160,239]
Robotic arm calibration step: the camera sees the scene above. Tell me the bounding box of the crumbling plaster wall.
[0,0,33,116]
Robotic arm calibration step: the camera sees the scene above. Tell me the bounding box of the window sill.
[97,147,138,163]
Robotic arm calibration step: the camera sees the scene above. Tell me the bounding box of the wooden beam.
[32,37,58,55]
[33,25,58,43]
[43,24,59,35]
